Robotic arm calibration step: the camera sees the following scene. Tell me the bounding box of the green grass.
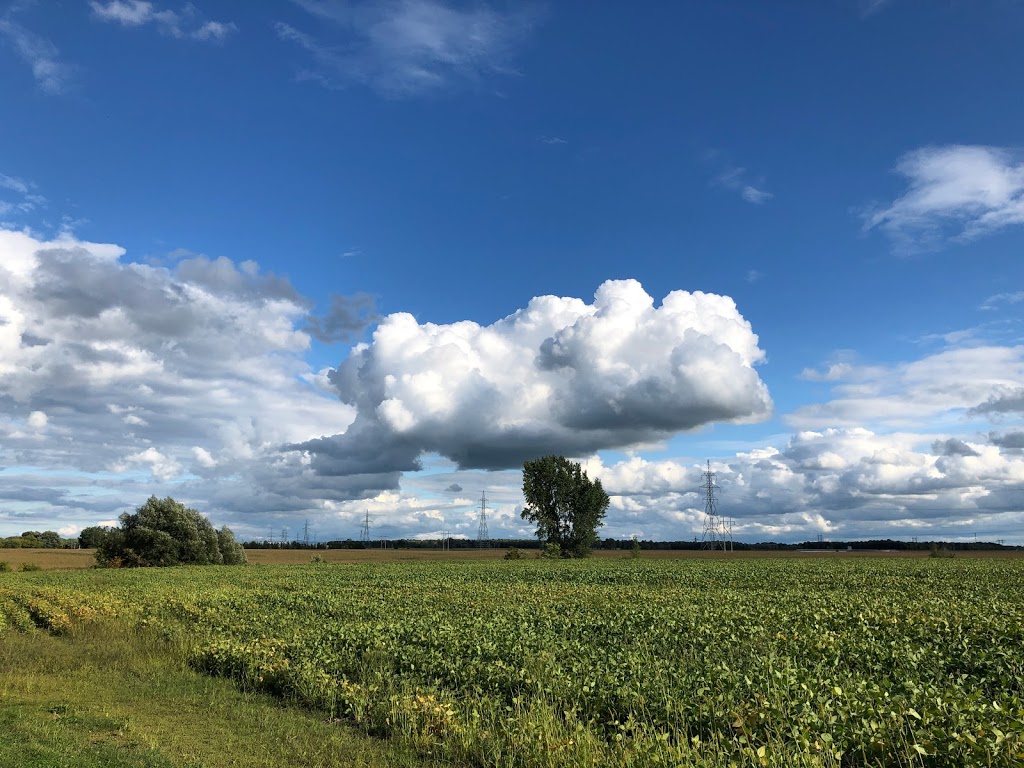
[0,621,435,768]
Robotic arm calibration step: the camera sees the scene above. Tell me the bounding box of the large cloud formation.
[6,226,1019,544]
[0,228,357,533]
[582,427,1024,542]
[295,279,772,476]
[279,418,1024,544]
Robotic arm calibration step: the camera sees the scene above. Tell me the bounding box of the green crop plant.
[2,557,1023,767]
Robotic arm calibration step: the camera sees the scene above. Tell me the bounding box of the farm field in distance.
[2,557,1024,767]
[4,546,1023,571]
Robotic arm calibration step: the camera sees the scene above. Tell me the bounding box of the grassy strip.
[0,622,436,768]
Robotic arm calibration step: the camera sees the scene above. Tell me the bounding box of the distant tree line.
[239,536,1019,552]
[594,538,1019,552]
[0,531,73,549]
[242,540,331,550]
[243,538,549,550]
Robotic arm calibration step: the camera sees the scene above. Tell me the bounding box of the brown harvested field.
[0,548,98,571]
[3,546,1020,571]
[246,547,510,565]
[221,547,1024,565]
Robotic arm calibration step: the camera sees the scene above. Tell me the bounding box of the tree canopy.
[521,455,610,558]
[96,496,247,568]
[77,526,112,549]
[0,531,68,548]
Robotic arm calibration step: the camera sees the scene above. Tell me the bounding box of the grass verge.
[0,622,436,768]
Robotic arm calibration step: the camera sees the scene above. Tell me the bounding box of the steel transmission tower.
[359,510,371,545]
[699,461,735,551]
[477,491,490,546]
[700,460,724,548]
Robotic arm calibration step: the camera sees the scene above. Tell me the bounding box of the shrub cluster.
[96,496,246,568]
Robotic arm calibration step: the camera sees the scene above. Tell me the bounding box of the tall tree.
[521,455,609,557]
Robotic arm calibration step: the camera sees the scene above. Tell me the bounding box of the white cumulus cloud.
[584,427,1024,542]
[0,227,355,531]
[295,279,772,478]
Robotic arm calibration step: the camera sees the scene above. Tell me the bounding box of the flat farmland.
[3,557,1024,766]
[4,546,1021,571]
[0,547,98,570]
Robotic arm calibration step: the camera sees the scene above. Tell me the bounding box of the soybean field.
[2,557,1023,767]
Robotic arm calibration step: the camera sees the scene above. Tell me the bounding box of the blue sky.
[2,0,1023,544]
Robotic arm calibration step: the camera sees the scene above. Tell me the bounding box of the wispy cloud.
[89,1,237,42]
[980,291,1024,312]
[713,164,773,205]
[192,21,235,42]
[0,173,29,195]
[277,0,536,96]
[538,135,566,145]
[0,170,46,221]
[863,145,1024,249]
[860,0,893,17]
[790,345,1024,429]
[0,8,70,94]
